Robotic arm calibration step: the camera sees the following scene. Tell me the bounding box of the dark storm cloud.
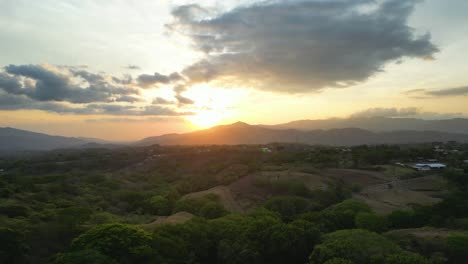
[351,107,420,118]
[136,72,183,88]
[168,0,438,92]
[1,64,140,103]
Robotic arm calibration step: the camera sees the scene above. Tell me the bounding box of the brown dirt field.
[254,171,327,189]
[354,175,446,214]
[354,190,441,214]
[182,186,244,213]
[140,211,194,230]
[228,174,273,212]
[320,168,389,187]
[179,169,447,215]
[386,227,468,239]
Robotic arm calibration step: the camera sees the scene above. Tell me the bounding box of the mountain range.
[262,117,468,134]
[137,121,468,146]
[3,117,468,152]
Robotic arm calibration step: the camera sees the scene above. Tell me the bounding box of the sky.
[1,0,468,141]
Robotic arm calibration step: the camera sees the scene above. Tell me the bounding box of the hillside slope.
[0,127,89,151]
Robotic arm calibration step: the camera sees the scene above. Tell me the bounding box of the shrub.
[50,249,117,264]
[309,229,401,264]
[71,223,152,263]
[147,195,171,215]
[355,212,388,233]
[445,234,468,264]
[264,196,312,221]
[320,199,371,231]
[385,252,430,264]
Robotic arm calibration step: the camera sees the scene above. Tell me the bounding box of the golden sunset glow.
[0,0,467,142]
[188,110,223,128]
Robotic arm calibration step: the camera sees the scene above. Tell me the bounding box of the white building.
[413,163,446,171]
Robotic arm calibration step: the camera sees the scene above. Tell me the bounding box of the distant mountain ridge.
[138,121,468,146]
[262,117,468,134]
[3,117,468,152]
[0,127,95,152]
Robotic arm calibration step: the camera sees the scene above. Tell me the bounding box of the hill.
[137,121,468,146]
[263,117,468,134]
[0,127,92,152]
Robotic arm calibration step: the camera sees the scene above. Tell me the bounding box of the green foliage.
[200,202,228,219]
[50,249,117,264]
[146,195,171,215]
[320,199,372,231]
[323,258,355,264]
[355,212,388,233]
[387,210,422,229]
[56,207,93,229]
[0,227,28,264]
[264,196,313,221]
[71,223,152,263]
[445,234,468,264]
[385,252,430,264]
[309,229,402,264]
[88,212,121,225]
[174,195,227,219]
[0,203,30,217]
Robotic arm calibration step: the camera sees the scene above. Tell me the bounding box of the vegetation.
[0,143,467,263]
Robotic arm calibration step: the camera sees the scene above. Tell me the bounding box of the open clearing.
[141,211,194,230]
[182,168,446,214]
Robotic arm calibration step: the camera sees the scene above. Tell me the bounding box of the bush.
[0,204,29,217]
[385,252,430,264]
[355,212,388,233]
[264,196,312,221]
[71,223,152,263]
[146,195,171,215]
[445,234,468,264]
[50,249,117,264]
[200,202,228,219]
[387,210,418,229]
[174,195,227,219]
[323,258,355,264]
[320,199,371,231]
[0,228,28,264]
[309,229,402,264]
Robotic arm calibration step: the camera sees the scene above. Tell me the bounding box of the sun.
[188,110,223,128]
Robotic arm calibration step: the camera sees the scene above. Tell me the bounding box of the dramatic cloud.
[426,86,468,97]
[168,0,438,92]
[152,97,174,105]
[137,72,183,88]
[85,117,185,123]
[351,107,420,118]
[0,64,140,103]
[350,107,465,119]
[0,64,197,116]
[0,91,193,116]
[175,94,194,105]
[404,85,468,98]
